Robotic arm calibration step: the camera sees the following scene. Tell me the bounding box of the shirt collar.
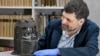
[62,27,81,37]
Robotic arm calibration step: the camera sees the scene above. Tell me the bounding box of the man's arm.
[59,26,99,56]
[37,19,61,50]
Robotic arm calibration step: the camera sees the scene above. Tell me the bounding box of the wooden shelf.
[0,37,13,40]
[34,7,64,9]
[0,6,32,9]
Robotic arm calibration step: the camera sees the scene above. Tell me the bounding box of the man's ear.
[79,18,85,25]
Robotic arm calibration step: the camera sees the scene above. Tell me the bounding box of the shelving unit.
[0,0,32,39]
[32,0,70,37]
[0,0,32,52]
[32,0,70,18]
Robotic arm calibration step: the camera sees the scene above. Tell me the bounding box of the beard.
[62,25,77,32]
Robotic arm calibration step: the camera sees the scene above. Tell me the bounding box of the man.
[34,0,100,56]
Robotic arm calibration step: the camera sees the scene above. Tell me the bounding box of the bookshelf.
[0,0,32,52]
[32,0,70,18]
[32,0,70,37]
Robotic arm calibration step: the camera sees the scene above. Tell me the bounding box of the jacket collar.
[74,19,88,47]
[50,21,62,48]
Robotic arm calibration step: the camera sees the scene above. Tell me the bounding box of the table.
[0,51,19,56]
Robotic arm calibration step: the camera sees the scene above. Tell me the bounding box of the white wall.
[84,0,100,56]
[84,0,100,27]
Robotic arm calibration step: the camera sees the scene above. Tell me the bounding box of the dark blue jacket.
[37,19,100,56]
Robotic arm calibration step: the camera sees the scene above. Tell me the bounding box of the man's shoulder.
[84,19,99,31]
[48,19,61,28]
[86,19,99,29]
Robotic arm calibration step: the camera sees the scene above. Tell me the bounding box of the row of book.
[0,15,32,20]
[0,47,13,52]
[35,13,61,36]
[0,0,32,7]
[0,15,32,37]
[34,0,70,7]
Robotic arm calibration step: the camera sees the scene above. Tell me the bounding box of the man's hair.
[64,0,89,20]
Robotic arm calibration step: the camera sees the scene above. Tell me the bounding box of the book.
[38,0,42,6]
[0,47,14,52]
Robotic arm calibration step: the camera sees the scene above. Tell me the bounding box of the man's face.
[61,11,84,32]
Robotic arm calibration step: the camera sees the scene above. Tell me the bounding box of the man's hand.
[33,48,59,56]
